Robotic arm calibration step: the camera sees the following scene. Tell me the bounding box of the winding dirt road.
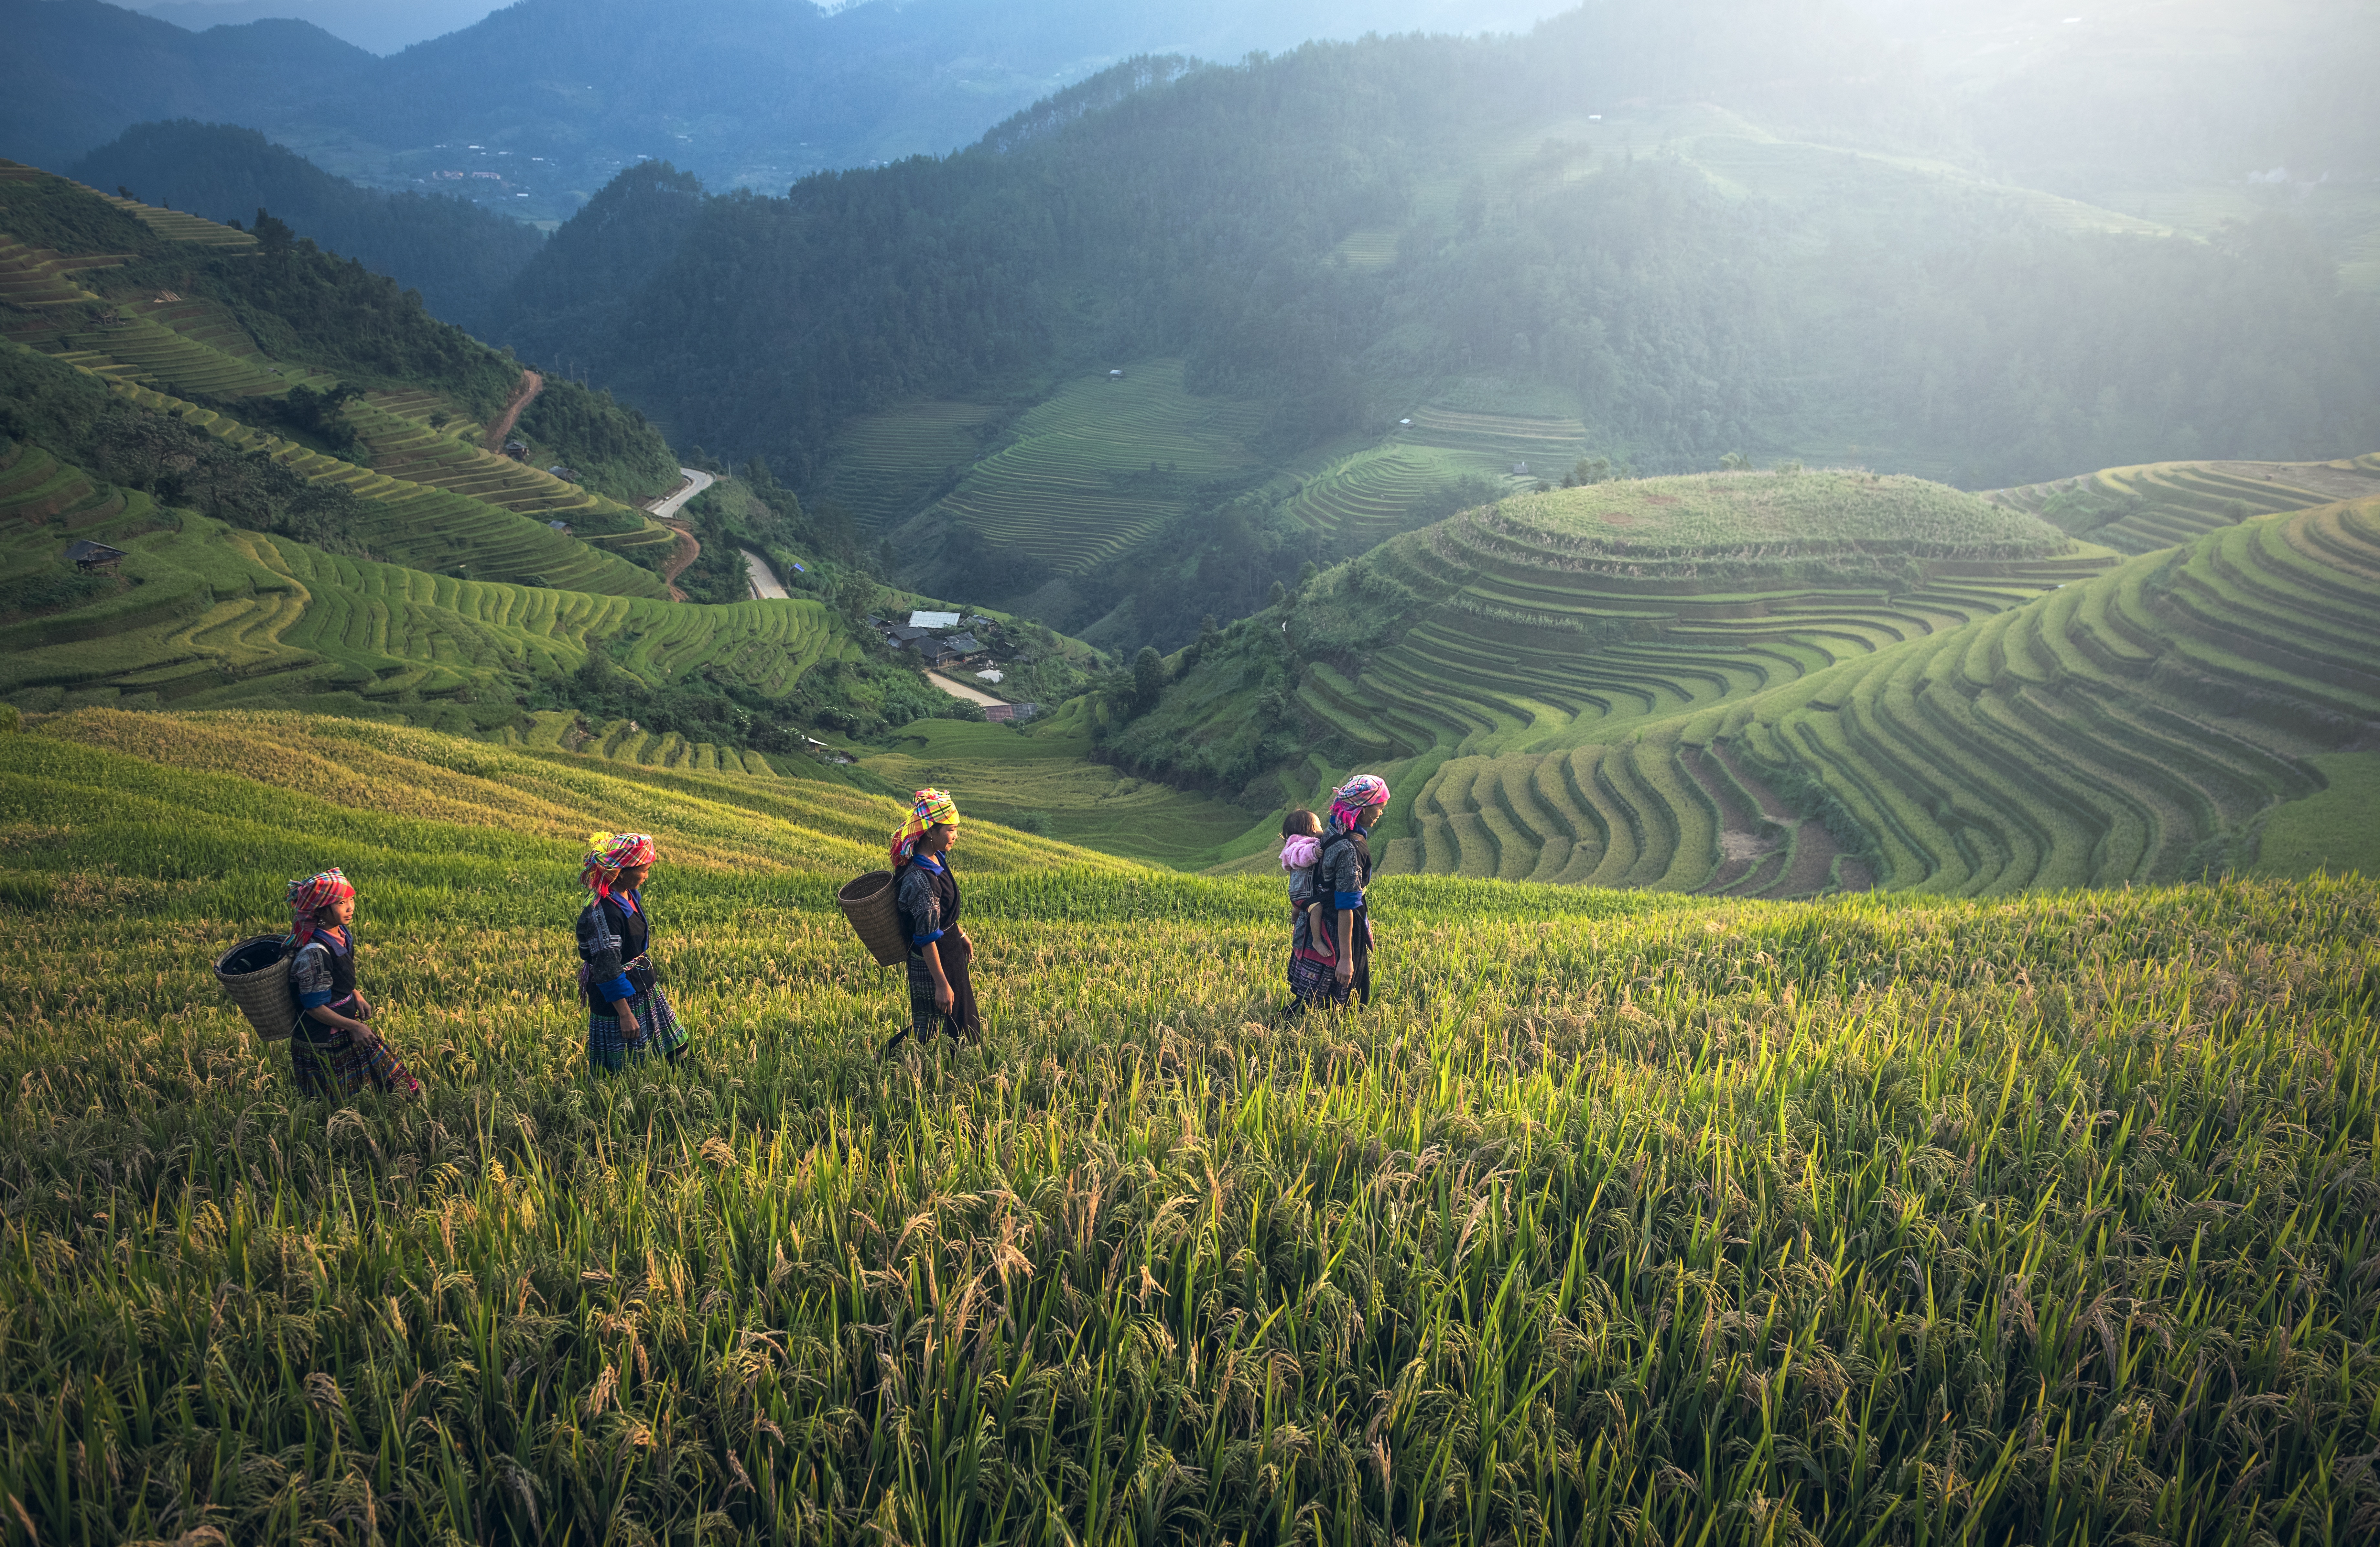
[481,369,542,450]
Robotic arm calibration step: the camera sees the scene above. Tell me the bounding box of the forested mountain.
[492,17,2380,650]
[4,0,1569,223]
[135,0,494,56]
[0,0,370,173]
[70,121,543,334]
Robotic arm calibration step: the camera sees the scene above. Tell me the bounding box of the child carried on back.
[1280,809,1335,1002]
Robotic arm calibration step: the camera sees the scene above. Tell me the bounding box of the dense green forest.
[69,122,545,336]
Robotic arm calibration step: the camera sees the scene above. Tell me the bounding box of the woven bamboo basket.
[215,935,298,1041]
[836,870,907,967]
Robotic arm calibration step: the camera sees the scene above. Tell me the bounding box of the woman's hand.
[1335,957,1353,986]
[934,978,955,1014]
[352,994,374,1020]
[614,1000,641,1036]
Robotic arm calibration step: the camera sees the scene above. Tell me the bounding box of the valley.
[4,5,2380,1541]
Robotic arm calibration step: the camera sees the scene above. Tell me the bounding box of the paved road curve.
[744,548,790,600]
[646,466,715,523]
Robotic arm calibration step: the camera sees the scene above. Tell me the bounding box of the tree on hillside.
[1131,645,1167,714]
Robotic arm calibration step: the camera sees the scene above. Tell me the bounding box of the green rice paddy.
[898,361,1269,575]
[2,708,2375,1543]
[859,716,1258,868]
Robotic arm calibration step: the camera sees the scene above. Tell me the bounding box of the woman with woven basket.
[576,832,692,1072]
[886,788,980,1051]
[284,868,424,1101]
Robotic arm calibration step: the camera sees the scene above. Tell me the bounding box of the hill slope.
[1109,462,2380,892]
[3,705,2377,1542]
[68,120,546,335]
[0,165,997,766]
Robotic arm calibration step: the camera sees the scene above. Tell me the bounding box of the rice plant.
[2,710,2376,1544]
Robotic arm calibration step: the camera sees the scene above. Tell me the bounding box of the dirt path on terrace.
[481,369,542,451]
[924,670,1005,707]
[658,523,698,603]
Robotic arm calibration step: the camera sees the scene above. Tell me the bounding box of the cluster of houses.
[871,609,1039,723]
[879,609,986,668]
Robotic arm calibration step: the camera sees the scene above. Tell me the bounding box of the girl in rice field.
[284,867,425,1101]
[575,831,691,1072]
[885,787,981,1052]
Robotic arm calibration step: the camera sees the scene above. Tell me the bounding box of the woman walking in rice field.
[575,832,691,1071]
[885,788,981,1052]
[1290,775,1390,1011]
[284,868,424,1101]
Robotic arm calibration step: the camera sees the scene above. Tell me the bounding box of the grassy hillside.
[68,120,548,337]
[3,708,2376,1542]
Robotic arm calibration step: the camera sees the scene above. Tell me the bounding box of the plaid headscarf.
[582,831,657,898]
[287,867,355,946]
[1328,774,1391,831]
[890,788,960,867]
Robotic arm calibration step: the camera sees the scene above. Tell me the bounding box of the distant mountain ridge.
[0,0,370,172]
[1,0,1570,221]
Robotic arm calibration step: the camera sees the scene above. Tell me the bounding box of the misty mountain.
[2,0,1570,222]
[485,19,2380,646]
[68,120,543,334]
[0,0,371,173]
[135,0,495,56]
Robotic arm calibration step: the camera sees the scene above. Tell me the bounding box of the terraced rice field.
[1987,456,2380,554]
[1278,445,1477,549]
[353,395,665,545]
[817,399,1003,529]
[1392,403,1595,481]
[1390,496,2380,894]
[912,361,1267,573]
[0,436,846,716]
[1299,488,2105,768]
[103,377,670,597]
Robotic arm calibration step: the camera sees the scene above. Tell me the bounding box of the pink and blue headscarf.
[1328,774,1391,831]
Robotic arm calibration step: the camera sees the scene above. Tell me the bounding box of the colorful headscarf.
[287,867,355,947]
[889,787,960,867]
[582,831,657,898]
[1328,774,1391,832]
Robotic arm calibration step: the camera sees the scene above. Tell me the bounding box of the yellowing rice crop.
[2,711,2376,1544]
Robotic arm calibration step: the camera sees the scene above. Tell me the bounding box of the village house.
[65,539,126,571]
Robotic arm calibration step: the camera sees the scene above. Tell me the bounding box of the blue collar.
[910,854,947,876]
